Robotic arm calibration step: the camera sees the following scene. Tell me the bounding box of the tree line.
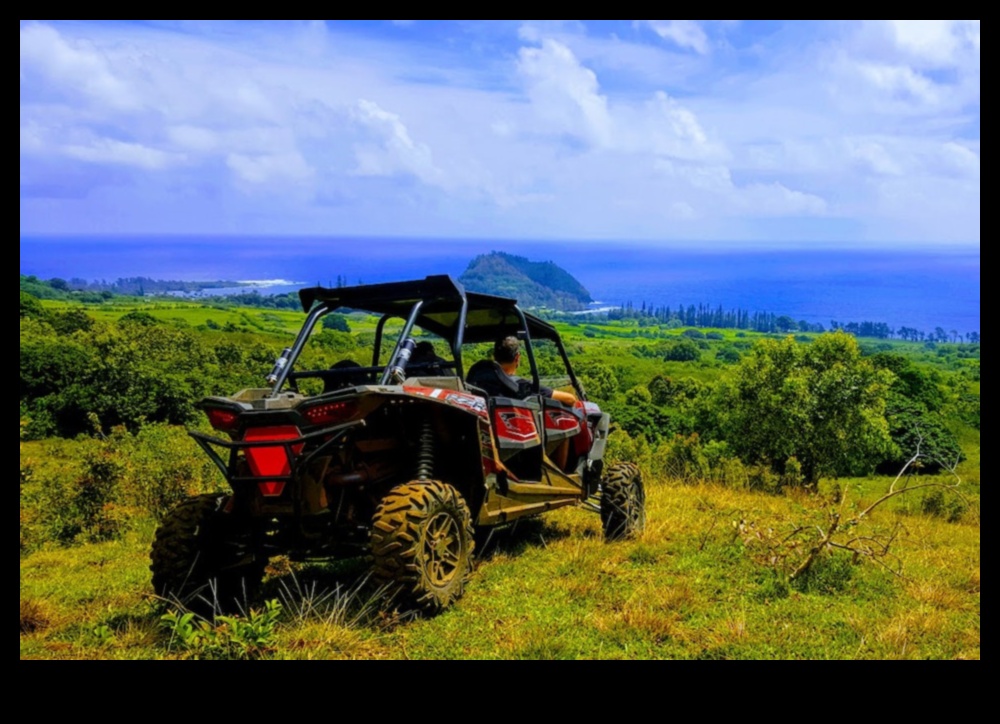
[588,299,979,342]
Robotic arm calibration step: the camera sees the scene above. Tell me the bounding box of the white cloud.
[226,151,314,184]
[64,138,179,169]
[167,125,218,153]
[849,140,903,176]
[516,39,722,163]
[517,39,613,148]
[884,20,979,67]
[351,99,445,186]
[654,158,827,217]
[20,23,141,111]
[739,182,827,216]
[826,21,979,115]
[855,61,939,105]
[645,20,710,55]
[935,141,980,178]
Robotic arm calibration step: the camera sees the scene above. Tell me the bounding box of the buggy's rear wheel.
[150,493,265,615]
[600,463,645,541]
[370,481,475,615]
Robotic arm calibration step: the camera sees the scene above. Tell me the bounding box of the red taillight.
[302,400,358,426]
[243,426,303,478]
[206,407,240,431]
[257,481,286,497]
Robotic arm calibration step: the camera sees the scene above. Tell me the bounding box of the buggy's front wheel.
[600,463,645,541]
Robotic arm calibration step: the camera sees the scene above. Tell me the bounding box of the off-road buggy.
[151,275,644,614]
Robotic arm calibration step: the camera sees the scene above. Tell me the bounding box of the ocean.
[19,236,980,335]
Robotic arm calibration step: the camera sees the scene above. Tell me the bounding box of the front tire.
[150,493,265,614]
[370,481,475,615]
[600,463,645,541]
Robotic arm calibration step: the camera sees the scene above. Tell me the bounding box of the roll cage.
[269,275,585,400]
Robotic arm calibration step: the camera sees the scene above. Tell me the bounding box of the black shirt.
[466,360,553,400]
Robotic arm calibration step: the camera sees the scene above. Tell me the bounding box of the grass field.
[20,451,979,660]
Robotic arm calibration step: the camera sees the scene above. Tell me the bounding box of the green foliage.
[653,433,710,483]
[20,314,268,437]
[920,489,967,523]
[663,340,700,362]
[715,346,741,364]
[160,600,282,660]
[459,251,592,310]
[790,550,857,594]
[48,308,95,335]
[605,429,653,477]
[577,362,619,402]
[881,399,963,474]
[117,310,159,327]
[321,313,351,332]
[20,291,47,319]
[710,332,894,483]
[870,352,944,411]
[20,423,220,551]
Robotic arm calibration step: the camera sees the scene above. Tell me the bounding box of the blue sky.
[20,20,980,246]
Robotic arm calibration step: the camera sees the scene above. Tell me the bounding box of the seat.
[465,360,521,399]
[323,359,368,393]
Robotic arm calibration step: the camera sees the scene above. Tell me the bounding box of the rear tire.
[370,481,475,615]
[600,463,645,541]
[150,493,265,615]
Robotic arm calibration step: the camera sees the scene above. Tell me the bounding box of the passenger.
[467,336,577,405]
[409,341,448,375]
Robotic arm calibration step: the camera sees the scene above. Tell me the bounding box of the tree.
[711,332,894,484]
[663,339,700,362]
[321,313,351,333]
[20,291,46,320]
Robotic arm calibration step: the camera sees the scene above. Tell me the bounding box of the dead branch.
[786,434,962,582]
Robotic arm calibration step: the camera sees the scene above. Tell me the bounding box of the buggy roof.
[298,275,560,344]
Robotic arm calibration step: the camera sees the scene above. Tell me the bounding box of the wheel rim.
[624,483,644,529]
[422,511,463,586]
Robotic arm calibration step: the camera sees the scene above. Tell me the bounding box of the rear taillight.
[301,400,358,427]
[205,407,240,432]
[242,426,302,498]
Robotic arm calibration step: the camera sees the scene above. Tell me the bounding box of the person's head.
[413,341,436,360]
[493,335,520,369]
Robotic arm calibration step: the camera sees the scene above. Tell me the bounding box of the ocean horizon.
[20,235,980,335]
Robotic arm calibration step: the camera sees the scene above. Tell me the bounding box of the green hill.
[458,252,593,311]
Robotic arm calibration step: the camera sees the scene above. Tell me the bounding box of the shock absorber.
[415,418,434,481]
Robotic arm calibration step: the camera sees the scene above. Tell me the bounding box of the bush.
[920,489,967,523]
[20,423,222,551]
[321,313,351,333]
[605,429,653,480]
[663,340,700,362]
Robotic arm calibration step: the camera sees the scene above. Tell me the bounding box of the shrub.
[160,600,282,660]
[653,434,709,483]
[663,340,700,362]
[321,313,351,333]
[920,489,967,523]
